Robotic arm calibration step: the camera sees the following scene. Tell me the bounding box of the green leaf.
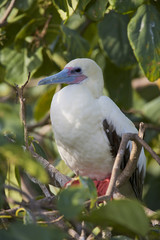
[128,4,160,81]
[83,199,149,236]
[32,141,48,160]
[57,187,86,219]
[53,0,68,12]
[14,19,37,49]
[1,47,43,85]
[0,64,5,82]
[0,144,49,184]
[15,0,35,11]
[142,96,160,124]
[111,236,133,240]
[0,223,67,240]
[34,86,56,121]
[109,0,145,13]
[85,0,108,21]
[77,0,92,11]
[79,176,97,208]
[0,102,23,143]
[103,57,133,110]
[62,25,90,60]
[99,11,136,68]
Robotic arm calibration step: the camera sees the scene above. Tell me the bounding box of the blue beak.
[38,68,79,86]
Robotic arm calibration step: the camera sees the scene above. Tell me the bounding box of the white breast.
[50,84,114,180]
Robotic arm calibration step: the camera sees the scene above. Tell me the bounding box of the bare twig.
[29,147,71,187]
[4,184,33,201]
[27,114,50,131]
[116,123,145,188]
[0,0,16,27]
[105,133,134,199]
[68,229,80,240]
[15,73,31,150]
[104,122,160,199]
[134,135,160,165]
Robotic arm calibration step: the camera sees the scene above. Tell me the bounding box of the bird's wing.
[98,96,146,199]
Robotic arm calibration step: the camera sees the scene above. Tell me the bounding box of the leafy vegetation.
[0,0,160,239]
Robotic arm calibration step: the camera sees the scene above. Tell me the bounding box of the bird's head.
[38,58,104,97]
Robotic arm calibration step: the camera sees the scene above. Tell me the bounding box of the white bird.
[38,58,146,198]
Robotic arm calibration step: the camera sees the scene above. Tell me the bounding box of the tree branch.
[116,122,145,188]
[15,73,31,150]
[104,121,160,199]
[29,147,71,188]
[0,0,16,27]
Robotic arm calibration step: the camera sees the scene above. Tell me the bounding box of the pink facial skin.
[65,67,87,84]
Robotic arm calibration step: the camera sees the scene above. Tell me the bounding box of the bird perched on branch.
[38,58,146,199]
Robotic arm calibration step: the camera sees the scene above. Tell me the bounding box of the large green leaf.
[0,223,67,240]
[0,144,49,184]
[83,199,149,236]
[57,187,86,219]
[142,96,160,124]
[0,102,23,143]
[85,0,108,21]
[128,4,160,82]
[1,47,43,85]
[34,86,56,121]
[58,177,96,219]
[103,57,134,110]
[99,11,136,68]
[61,25,90,60]
[109,0,145,13]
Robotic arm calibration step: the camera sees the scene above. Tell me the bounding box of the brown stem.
[29,147,71,187]
[116,123,145,188]
[15,73,31,150]
[0,0,16,27]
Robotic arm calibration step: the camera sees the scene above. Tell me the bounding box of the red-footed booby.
[38,58,146,198]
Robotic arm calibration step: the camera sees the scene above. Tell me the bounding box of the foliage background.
[0,0,160,239]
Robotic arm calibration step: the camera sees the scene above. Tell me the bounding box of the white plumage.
[38,58,146,196]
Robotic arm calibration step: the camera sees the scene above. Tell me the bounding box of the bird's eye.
[75,68,81,73]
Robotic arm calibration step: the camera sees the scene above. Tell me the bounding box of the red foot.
[65,176,111,197]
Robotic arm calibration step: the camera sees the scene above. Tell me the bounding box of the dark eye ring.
[75,68,81,73]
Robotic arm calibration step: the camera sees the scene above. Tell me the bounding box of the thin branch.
[68,229,80,240]
[134,135,160,165]
[116,122,145,188]
[105,133,134,199]
[0,0,16,27]
[29,147,71,187]
[27,114,50,131]
[15,73,31,150]
[4,184,33,201]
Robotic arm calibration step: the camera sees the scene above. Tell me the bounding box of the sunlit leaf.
[0,144,49,184]
[128,4,160,81]
[1,47,43,85]
[83,199,149,236]
[34,86,56,121]
[99,11,136,68]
